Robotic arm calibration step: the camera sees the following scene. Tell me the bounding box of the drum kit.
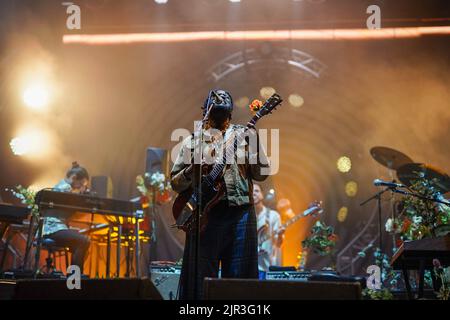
[362,146,450,253]
[370,146,450,194]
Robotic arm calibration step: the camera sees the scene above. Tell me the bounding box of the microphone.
[373,179,405,188]
[211,90,223,104]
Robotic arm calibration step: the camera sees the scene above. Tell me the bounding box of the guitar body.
[172,177,226,232]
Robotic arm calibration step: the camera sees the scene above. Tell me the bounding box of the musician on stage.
[43,162,91,273]
[253,183,284,279]
[171,89,270,300]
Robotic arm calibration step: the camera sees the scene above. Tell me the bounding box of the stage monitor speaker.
[0,281,15,300]
[150,266,181,300]
[91,176,113,198]
[204,278,362,300]
[145,147,169,176]
[13,278,163,300]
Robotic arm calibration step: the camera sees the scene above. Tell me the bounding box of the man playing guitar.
[254,189,323,279]
[170,89,272,300]
[253,183,284,279]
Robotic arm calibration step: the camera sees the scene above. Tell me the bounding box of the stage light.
[260,87,276,99]
[10,137,30,156]
[154,0,168,4]
[345,181,358,197]
[235,96,249,108]
[337,206,348,222]
[337,156,352,173]
[22,82,50,110]
[288,94,304,108]
[9,129,50,157]
[229,0,241,2]
[63,27,450,44]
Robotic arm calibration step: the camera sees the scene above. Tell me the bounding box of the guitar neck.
[259,206,318,243]
[208,117,259,182]
[278,207,318,233]
[206,93,281,183]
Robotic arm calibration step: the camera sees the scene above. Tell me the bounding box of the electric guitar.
[172,93,283,232]
[258,201,323,252]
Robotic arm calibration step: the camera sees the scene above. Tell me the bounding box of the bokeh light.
[345,181,358,197]
[337,156,352,173]
[260,86,276,99]
[288,93,304,108]
[337,206,348,222]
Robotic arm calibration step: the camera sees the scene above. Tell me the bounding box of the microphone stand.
[192,92,214,300]
[360,187,392,275]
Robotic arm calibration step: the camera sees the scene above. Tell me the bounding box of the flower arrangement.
[249,99,263,112]
[361,248,397,300]
[363,287,394,300]
[374,248,401,287]
[385,178,450,243]
[7,185,39,218]
[359,245,401,285]
[433,259,450,300]
[136,171,172,206]
[302,220,338,256]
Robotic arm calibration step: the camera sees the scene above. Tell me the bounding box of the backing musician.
[253,183,284,279]
[42,162,91,274]
[171,89,270,300]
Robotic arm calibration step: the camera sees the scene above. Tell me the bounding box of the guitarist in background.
[171,89,270,300]
[253,183,284,279]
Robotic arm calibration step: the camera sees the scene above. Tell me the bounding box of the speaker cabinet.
[0,281,15,300]
[13,278,163,300]
[91,176,113,198]
[204,278,362,300]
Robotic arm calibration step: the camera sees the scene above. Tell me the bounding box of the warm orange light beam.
[63,26,450,45]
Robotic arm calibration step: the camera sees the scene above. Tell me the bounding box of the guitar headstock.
[306,200,323,217]
[256,93,283,118]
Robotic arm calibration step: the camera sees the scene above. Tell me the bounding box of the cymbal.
[370,146,413,170]
[397,163,450,193]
